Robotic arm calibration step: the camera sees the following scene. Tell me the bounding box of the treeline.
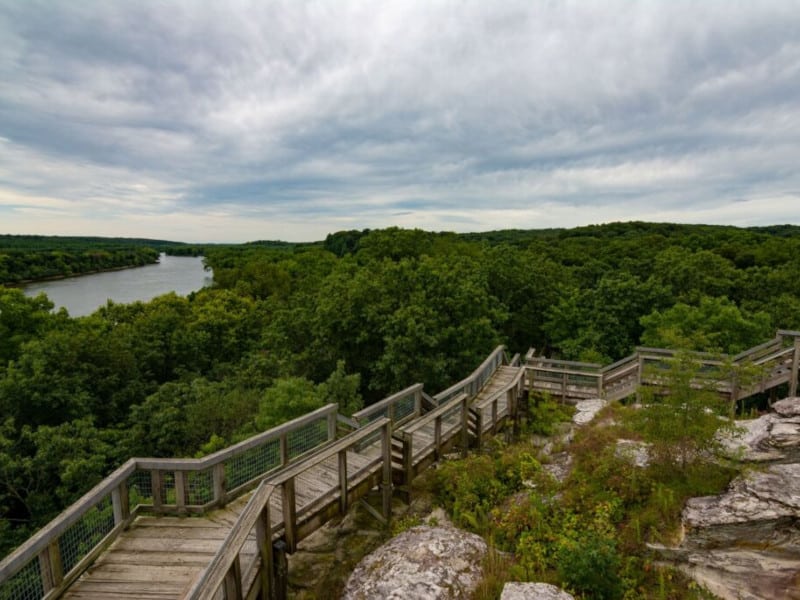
[2,222,800,558]
[0,235,185,284]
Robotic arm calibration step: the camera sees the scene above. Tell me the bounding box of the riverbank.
[4,259,161,287]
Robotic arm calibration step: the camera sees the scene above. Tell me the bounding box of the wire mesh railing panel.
[226,439,281,491]
[186,468,215,506]
[358,405,388,425]
[127,469,153,508]
[58,495,115,574]
[0,556,44,600]
[287,420,328,459]
[159,472,176,506]
[394,393,416,423]
[437,387,466,406]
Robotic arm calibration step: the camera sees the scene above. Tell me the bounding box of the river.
[22,254,213,317]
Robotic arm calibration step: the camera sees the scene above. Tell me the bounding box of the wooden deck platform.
[62,449,377,600]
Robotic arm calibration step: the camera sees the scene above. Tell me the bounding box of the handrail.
[0,404,339,599]
[352,383,423,427]
[187,417,393,599]
[527,330,800,402]
[184,481,277,600]
[434,345,506,405]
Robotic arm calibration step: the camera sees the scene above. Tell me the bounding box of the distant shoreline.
[4,259,161,288]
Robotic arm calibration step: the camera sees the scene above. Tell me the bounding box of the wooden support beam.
[791,337,800,397]
[282,479,297,553]
[272,541,288,600]
[256,503,273,600]
[223,555,242,600]
[38,540,63,593]
[460,395,469,458]
[382,422,393,524]
[434,416,442,461]
[175,470,188,512]
[213,463,226,508]
[111,481,129,526]
[338,450,349,513]
[279,433,289,466]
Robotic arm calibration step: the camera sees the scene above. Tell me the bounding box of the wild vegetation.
[1,221,799,588]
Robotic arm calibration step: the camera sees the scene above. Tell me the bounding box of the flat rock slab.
[342,526,487,600]
[501,582,575,599]
[572,399,607,426]
[684,463,800,533]
[773,397,800,418]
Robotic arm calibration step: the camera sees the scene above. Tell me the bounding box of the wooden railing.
[472,355,525,439]
[526,330,800,403]
[184,417,393,600]
[10,331,796,600]
[352,383,424,428]
[433,345,507,405]
[0,404,339,600]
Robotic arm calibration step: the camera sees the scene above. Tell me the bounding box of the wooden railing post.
[282,479,297,553]
[597,372,604,397]
[327,411,337,442]
[256,503,273,600]
[491,399,498,434]
[381,421,393,524]
[213,463,226,507]
[223,555,242,600]
[460,394,470,458]
[175,470,188,513]
[111,481,130,526]
[272,541,288,600]
[561,372,567,402]
[338,449,349,513]
[402,432,413,492]
[791,337,800,397]
[38,540,63,593]
[279,433,289,466]
[434,416,442,461]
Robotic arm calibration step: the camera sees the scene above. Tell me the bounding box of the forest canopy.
[2,221,800,557]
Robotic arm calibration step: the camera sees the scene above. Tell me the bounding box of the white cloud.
[0,1,799,241]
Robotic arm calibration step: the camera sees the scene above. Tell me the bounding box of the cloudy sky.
[1,1,799,243]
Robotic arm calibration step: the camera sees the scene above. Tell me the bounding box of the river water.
[23,254,213,317]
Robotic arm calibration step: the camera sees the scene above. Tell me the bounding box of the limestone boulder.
[681,463,800,550]
[572,398,607,426]
[341,526,487,600]
[773,397,800,418]
[500,582,575,600]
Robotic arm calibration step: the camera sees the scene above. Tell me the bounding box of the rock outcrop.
[572,398,607,426]
[655,397,800,599]
[500,582,575,600]
[341,526,487,600]
[718,400,800,463]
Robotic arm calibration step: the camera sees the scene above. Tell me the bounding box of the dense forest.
[2,222,800,562]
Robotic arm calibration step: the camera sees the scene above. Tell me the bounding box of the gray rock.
[676,549,800,600]
[342,526,487,600]
[572,398,607,426]
[773,397,800,418]
[681,463,800,550]
[500,582,575,600]
[615,439,651,467]
[655,395,800,599]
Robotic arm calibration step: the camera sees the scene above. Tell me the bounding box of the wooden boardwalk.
[61,448,379,600]
[4,334,799,600]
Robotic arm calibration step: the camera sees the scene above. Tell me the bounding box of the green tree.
[640,296,772,354]
[630,350,737,469]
